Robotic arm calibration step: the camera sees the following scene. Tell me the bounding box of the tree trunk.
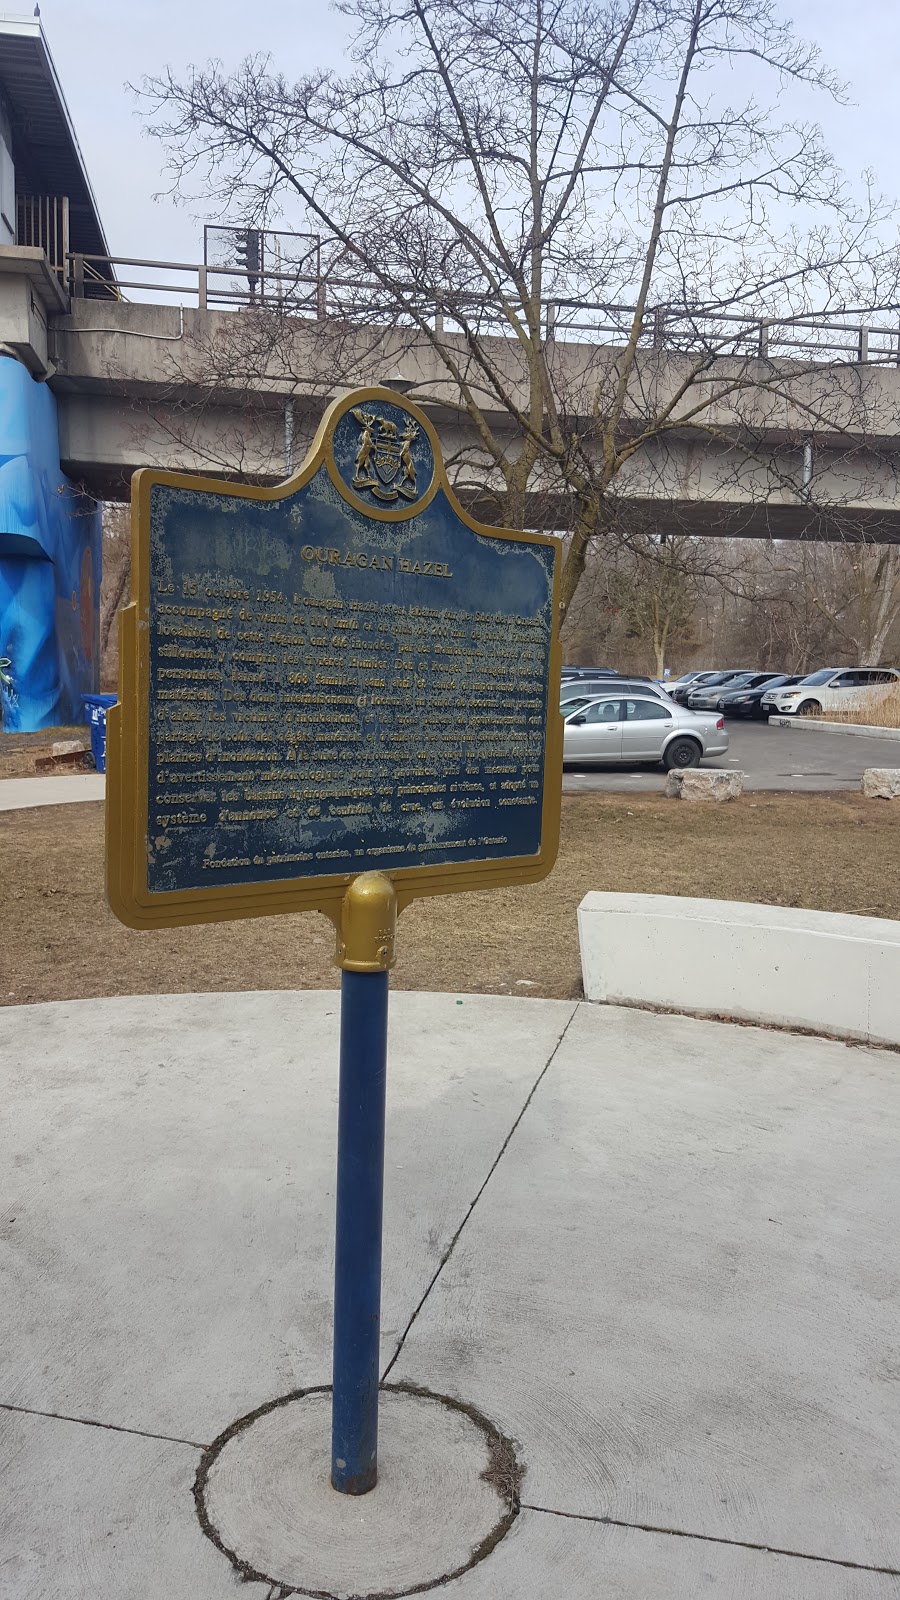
[558,498,599,625]
[653,632,667,678]
[860,548,900,665]
[101,549,131,659]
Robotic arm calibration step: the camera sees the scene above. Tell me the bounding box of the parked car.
[656,671,707,698]
[761,667,900,717]
[667,672,718,704]
[563,692,728,770]
[561,676,674,708]
[688,671,783,711]
[688,671,756,710]
[718,674,802,717]
[685,670,759,709]
[561,666,618,680]
[668,670,746,705]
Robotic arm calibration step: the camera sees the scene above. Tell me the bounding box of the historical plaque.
[107,387,562,929]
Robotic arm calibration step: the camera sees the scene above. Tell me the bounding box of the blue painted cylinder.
[331,967,389,1494]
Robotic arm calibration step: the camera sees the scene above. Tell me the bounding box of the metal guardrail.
[18,194,69,282]
[65,251,900,366]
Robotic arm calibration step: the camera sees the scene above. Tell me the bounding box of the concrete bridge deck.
[46,300,900,538]
[3,243,900,534]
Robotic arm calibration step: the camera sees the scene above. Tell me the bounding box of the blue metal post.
[331,966,389,1494]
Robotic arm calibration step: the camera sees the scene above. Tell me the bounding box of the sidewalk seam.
[521,1502,900,1578]
[382,1001,582,1381]
[0,1399,206,1451]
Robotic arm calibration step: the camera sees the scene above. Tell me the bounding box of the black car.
[717,673,802,717]
[561,666,618,680]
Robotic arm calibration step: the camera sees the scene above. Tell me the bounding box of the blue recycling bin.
[82,694,118,773]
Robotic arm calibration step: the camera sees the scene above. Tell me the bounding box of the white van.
[761,667,900,717]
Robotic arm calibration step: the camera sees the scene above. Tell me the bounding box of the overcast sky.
[34,0,900,265]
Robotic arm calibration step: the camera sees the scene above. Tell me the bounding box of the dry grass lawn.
[823,684,900,728]
[2,792,899,1007]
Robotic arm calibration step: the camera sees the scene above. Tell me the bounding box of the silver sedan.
[563,692,729,770]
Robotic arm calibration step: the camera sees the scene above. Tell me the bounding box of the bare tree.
[100,504,131,690]
[562,523,749,672]
[611,534,728,676]
[711,540,835,670]
[139,0,900,619]
[804,544,900,665]
[693,537,900,671]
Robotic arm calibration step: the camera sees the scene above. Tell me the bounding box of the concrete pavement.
[0,773,105,809]
[2,989,899,1597]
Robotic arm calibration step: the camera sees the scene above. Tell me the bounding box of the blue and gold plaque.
[107,387,562,930]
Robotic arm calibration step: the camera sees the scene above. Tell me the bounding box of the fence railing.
[65,251,900,367]
[18,194,69,281]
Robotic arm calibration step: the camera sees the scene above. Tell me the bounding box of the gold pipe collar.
[336,872,397,972]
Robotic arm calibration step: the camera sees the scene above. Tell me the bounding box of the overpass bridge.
[6,245,900,541]
[2,7,900,735]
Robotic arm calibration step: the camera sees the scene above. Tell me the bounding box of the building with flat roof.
[0,12,107,730]
[0,10,114,287]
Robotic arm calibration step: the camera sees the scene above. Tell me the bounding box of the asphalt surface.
[563,717,900,794]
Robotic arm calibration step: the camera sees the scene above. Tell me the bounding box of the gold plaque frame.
[106,386,562,933]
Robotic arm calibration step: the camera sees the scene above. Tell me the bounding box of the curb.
[767,715,900,740]
[578,892,900,1049]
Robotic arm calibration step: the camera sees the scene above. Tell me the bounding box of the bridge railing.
[66,251,900,367]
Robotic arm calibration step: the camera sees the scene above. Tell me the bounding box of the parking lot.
[563,718,899,793]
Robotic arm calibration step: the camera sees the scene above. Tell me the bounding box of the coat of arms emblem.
[351,409,419,503]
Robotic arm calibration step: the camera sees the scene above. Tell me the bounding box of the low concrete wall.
[578,892,900,1047]
[768,715,900,740]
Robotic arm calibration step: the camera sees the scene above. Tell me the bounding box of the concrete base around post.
[198,1386,515,1597]
[578,891,900,1045]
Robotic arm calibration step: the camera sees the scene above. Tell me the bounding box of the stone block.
[664,768,744,800]
[862,767,900,799]
[51,739,86,758]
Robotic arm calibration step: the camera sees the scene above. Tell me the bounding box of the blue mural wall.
[0,357,101,730]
